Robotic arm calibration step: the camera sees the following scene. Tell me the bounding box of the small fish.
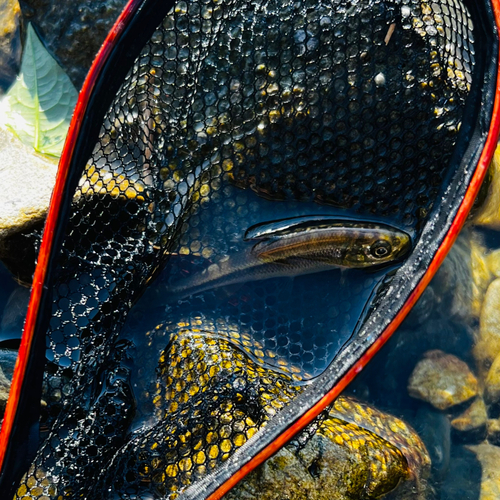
[166,217,411,300]
[246,216,411,268]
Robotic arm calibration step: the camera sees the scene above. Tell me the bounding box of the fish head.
[344,226,412,267]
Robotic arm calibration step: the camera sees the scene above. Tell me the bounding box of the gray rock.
[0,348,17,379]
[0,128,57,282]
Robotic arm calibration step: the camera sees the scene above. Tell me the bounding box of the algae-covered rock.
[484,351,500,406]
[474,279,500,380]
[487,419,500,445]
[408,350,478,410]
[467,443,500,500]
[473,146,500,229]
[486,248,500,279]
[470,238,492,319]
[227,420,429,500]
[451,397,488,443]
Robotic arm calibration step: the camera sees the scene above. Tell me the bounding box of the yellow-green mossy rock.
[486,248,500,279]
[485,352,500,405]
[451,397,488,442]
[408,350,478,410]
[471,238,492,319]
[474,279,500,380]
[473,146,500,229]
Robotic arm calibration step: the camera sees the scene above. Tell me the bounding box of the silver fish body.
[166,217,411,300]
[247,217,411,268]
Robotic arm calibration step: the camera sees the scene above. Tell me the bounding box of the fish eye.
[370,240,392,259]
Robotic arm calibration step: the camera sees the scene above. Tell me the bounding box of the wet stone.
[473,149,500,229]
[471,238,492,319]
[486,419,500,446]
[466,444,500,500]
[451,397,488,443]
[0,129,56,283]
[473,147,500,230]
[408,350,478,410]
[0,286,29,340]
[226,425,427,500]
[486,248,500,279]
[474,278,500,380]
[0,0,21,92]
[484,350,500,407]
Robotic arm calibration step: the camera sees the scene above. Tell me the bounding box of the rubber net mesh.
[14,0,475,497]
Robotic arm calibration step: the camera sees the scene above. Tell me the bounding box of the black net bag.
[0,0,499,498]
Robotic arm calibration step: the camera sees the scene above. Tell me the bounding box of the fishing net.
[6,0,497,497]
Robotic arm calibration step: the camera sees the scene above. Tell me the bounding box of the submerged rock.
[408,350,478,410]
[451,397,488,443]
[413,407,451,480]
[470,238,493,319]
[439,445,482,500]
[226,408,431,500]
[474,279,500,380]
[0,0,21,92]
[486,248,500,279]
[486,418,500,445]
[467,444,500,500]
[0,286,29,340]
[484,351,500,406]
[473,146,500,229]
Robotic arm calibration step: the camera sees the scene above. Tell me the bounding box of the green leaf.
[0,23,78,158]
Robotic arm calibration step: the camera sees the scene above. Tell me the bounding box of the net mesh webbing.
[13,0,478,497]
